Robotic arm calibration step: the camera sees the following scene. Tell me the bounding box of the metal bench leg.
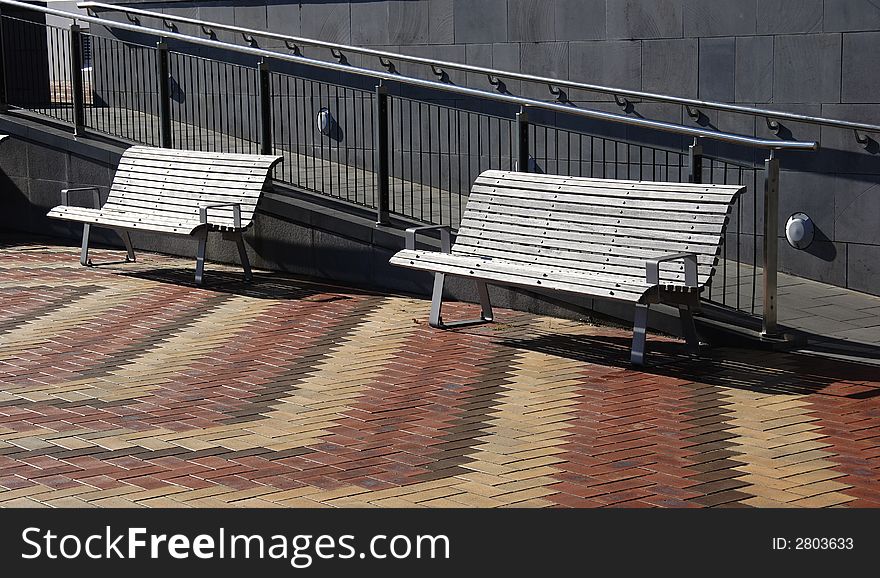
[631,303,649,365]
[194,229,208,285]
[679,305,700,353]
[429,275,494,329]
[477,280,494,322]
[428,272,445,328]
[120,231,136,262]
[234,234,253,282]
[80,223,92,266]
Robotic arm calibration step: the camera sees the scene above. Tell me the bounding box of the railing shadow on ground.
[496,332,880,398]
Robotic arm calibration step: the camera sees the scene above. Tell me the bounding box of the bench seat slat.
[465,198,728,226]
[390,250,654,301]
[123,146,282,164]
[447,244,700,284]
[478,170,742,195]
[460,211,723,244]
[474,174,742,203]
[463,203,725,234]
[48,206,203,234]
[458,218,723,255]
[470,185,734,214]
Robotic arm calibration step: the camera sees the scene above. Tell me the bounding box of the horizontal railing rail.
[79,0,880,145]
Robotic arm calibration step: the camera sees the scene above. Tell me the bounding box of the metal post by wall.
[258,59,271,156]
[374,82,389,226]
[0,10,7,113]
[69,23,85,135]
[516,107,529,172]
[762,152,780,337]
[156,40,172,148]
[688,138,703,184]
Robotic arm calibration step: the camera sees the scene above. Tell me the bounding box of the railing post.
[762,151,779,337]
[69,23,85,135]
[0,10,8,113]
[516,107,529,172]
[375,82,390,226]
[688,137,703,184]
[156,40,172,148]
[258,59,271,155]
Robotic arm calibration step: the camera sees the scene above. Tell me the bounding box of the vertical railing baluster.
[69,23,85,135]
[258,59,271,155]
[374,82,390,225]
[762,152,780,336]
[516,107,529,172]
[0,11,8,113]
[688,137,702,184]
[156,40,172,148]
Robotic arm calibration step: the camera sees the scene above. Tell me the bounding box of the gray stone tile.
[699,37,734,102]
[454,0,507,43]
[301,1,351,44]
[785,314,858,335]
[824,0,880,32]
[832,326,880,344]
[641,38,697,98]
[735,36,773,103]
[0,136,28,178]
[389,1,430,45]
[198,4,235,43]
[803,303,878,322]
[607,0,682,39]
[841,32,880,104]
[266,2,301,44]
[26,142,68,182]
[757,0,822,34]
[351,3,390,46]
[847,244,880,296]
[683,0,756,37]
[429,0,455,44]
[833,174,880,246]
[508,0,555,42]
[519,42,569,98]
[234,4,267,32]
[779,240,847,288]
[778,170,836,243]
[555,0,605,41]
[773,34,841,104]
[570,40,641,90]
[569,40,642,90]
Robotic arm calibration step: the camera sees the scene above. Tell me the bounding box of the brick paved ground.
[1,241,878,508]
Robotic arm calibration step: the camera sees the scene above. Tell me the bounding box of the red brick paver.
[0,242,878,508]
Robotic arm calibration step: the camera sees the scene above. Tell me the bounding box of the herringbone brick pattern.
[1,242,878,508]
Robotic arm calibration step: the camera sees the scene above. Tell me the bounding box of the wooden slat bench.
[390,170,744,364]
[47,146,282,284]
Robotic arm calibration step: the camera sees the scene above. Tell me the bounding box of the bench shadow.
[496,332,880,399]
[114,266,377,302]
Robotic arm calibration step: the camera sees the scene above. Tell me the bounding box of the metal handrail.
[0,0,816,150]
[79,0,880,141]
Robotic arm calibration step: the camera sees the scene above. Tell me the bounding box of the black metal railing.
[3,0,863,338]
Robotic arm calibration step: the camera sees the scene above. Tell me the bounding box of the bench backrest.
[456,170,744,287]
[103,146,283,229]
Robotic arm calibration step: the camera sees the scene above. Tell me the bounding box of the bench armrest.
[646,252,698,287]
[405,225,452,253]
[199,202,242,229]
[61,187,101,208]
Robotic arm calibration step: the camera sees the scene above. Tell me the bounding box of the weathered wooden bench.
[47,146,282,284]
[390,170,743,364]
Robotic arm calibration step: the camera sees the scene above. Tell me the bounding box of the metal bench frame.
[394,171,742,365]
[49,147,282,284]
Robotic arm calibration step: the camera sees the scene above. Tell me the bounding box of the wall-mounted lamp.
[317,107,334,136]
[785,212,814,250]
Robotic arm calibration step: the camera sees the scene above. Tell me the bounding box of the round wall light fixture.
[785,212,814,250]
[317,107,334,136]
